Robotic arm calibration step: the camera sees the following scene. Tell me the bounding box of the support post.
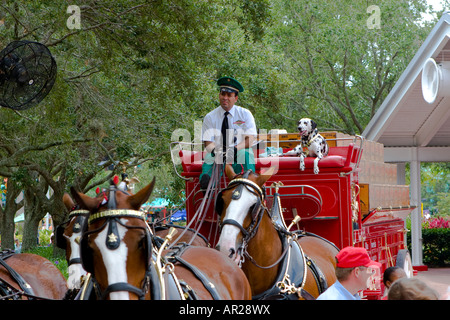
[409,149,423,266]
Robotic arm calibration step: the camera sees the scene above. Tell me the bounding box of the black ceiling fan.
[0,40,57,111]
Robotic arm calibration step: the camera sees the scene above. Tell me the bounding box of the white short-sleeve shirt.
[202,105,257,148]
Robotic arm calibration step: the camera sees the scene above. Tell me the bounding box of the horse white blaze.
[217,188,258,263]
[67,231,87,289]
[94,218,130,300]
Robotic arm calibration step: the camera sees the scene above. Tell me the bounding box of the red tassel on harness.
[113,175,119,185]
[99,191,108,207]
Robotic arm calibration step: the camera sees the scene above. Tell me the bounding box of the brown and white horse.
[71,178,251,300]
[55,193,89,291]
[215,165,338,299]
[56,192,209,294]
[0,252,67,299]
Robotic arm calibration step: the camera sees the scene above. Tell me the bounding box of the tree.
[0,173,22,250]
[436,193,450,217]
[0,0,440,252]
[266,0,434,134]
[0,0,273,251]
[419,163,450,215]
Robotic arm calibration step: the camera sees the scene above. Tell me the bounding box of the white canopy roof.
[363,13,450,163]
[362,13,450,266]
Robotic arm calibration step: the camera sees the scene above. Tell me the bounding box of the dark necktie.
[221,111,229,153]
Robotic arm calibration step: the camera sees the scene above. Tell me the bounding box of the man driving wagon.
[200,76,257,190]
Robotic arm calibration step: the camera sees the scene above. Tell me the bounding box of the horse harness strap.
[55,209,89,251]
[305,256,329,294]
[88,209,145,224]
[0,250,36,299]
[218,173,267,248]
[173,256,222,300]
[252,237,307,300]
[166,244,222,300]
[221,219,250,238]
[99,281,147,300]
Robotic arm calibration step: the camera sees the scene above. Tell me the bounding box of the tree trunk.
[48,189,70,258]
[0,178,22,250]
[0,207,16,250]
[21,188,46,251]
[22,213,41,251]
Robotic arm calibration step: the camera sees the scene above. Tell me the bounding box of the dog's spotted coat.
[284,118,329,174]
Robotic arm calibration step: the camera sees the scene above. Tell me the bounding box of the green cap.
[217,76,244,93]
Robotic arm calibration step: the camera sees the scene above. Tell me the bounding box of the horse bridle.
[80,185,157,300]
[55,209,89,267]
[216,171,267,262]
[217,172,297,270]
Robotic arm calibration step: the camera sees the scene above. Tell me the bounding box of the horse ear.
[63,193,75,211]
[127,177,156,210]
[258,166,276,185]
[70,187,101,211]
[225,164,236,180]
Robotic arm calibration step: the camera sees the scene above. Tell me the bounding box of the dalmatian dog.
[284,118,329,174]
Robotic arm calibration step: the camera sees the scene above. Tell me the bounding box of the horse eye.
[137,239,144,251]
[138,233,147,249]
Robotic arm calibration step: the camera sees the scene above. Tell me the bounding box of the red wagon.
[172,132,414,299]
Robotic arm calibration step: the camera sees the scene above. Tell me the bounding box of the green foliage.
[407,163,450,216]
[437,192,450,217]
[267,0,433,134]
[25,246,68,279]
[0,1,442,248]
[421,228,450,267]
[239,0,273,41]
[0,0,436,176]
[38,229,53,246]
[406,217,450,267]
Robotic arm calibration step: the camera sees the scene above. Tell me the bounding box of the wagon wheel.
[396,249,414,278]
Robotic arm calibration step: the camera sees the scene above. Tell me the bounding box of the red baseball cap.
[336,247,381,268]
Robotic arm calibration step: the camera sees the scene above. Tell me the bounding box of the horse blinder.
[216,185,262,220]
[55,225,67,250]
[80,233,94,274]
[55,215,85,250]
[215,191,225,216]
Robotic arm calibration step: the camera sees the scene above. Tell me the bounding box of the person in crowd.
[317,246,381,300]
[382,266,407,299]
[388,277,439,300]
